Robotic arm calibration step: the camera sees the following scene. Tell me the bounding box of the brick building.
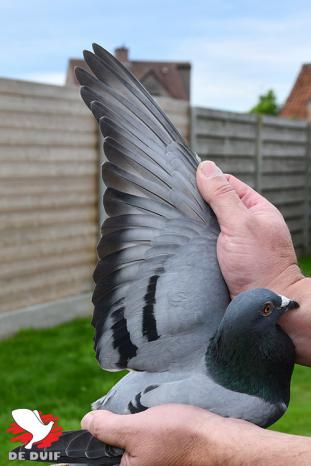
[66,46,191,101]
[280,64,311,119]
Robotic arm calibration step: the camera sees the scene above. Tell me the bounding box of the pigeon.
[13,44,299,465]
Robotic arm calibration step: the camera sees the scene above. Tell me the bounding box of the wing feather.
[75,45,230,372]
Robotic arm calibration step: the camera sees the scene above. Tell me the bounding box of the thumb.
[196,161,248,232]
[81,410,131,449]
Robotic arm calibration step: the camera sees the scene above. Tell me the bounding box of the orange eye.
[262,302,273,316]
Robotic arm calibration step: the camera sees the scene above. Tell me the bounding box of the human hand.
[81,404,259,466]
[81,404,311,466]
[196,160,302,298]
[196,161,311,366]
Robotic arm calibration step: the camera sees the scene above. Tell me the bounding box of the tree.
[250,89,280,116]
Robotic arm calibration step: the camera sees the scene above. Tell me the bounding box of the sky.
[0,0,310,112]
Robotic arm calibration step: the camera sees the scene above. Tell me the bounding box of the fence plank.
[0,111,95,132]
[0,223,97,247]
[0,127,95,147]
[0,145,97,162]
[0,191,96,212]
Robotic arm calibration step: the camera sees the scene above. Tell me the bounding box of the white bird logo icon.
[11,409,54,449]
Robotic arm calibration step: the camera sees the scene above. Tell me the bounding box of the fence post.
[254,114,263,193]
[190,106,198,155]
[303,122,311,256]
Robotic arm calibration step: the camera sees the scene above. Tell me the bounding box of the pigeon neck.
[205,325,295,405]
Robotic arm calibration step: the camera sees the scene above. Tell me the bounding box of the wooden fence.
[0,78,98,314]
[191,107,311,257]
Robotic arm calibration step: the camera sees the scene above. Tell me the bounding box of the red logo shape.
[7,409,62,449]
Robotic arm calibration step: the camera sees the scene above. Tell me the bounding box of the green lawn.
[1,257,310,466]
[299,256,311,277]
[0,318,126,466]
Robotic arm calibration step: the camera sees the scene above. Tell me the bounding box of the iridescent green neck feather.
[206,324,295,405]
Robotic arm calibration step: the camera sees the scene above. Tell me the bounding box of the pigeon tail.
[11,429,123,464]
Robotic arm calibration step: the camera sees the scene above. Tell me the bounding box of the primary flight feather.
[14,44,298,465]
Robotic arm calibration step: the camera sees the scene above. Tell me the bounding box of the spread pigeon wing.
[75,44,230,372]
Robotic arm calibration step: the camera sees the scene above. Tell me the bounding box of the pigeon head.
[223,288,299,330]
[206,288,298,406]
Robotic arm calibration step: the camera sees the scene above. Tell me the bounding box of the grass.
[0,318,125,466]
[1,256,310,465]
[299,256,311,277]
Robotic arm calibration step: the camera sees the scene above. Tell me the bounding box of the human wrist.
[213,419,268,466]
[267,263,304,297]
[191,415,263,466]
[186,410,311,466]
[278,275,311,366]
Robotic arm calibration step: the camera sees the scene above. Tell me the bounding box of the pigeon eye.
[262,302,273,316]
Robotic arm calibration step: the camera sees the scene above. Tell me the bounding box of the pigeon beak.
[279,295,300,316]
[286,300,300,311]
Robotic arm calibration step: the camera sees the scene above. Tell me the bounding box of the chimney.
[114,46,129,63]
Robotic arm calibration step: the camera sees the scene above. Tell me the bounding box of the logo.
[7,409,62,449]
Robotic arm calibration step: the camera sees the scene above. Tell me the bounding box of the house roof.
[66,47,191,101]
[280,64,311,119]
[128,60,191,100]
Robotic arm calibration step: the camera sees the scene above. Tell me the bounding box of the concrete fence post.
[255,114,263,193]
[190,106,199,155]
[303,122,311,255]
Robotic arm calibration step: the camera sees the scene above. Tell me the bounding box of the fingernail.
[81,412,93,429]
[199,161,223,177]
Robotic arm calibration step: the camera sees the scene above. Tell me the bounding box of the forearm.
[233,428,311,466]
[192,416,311,466]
